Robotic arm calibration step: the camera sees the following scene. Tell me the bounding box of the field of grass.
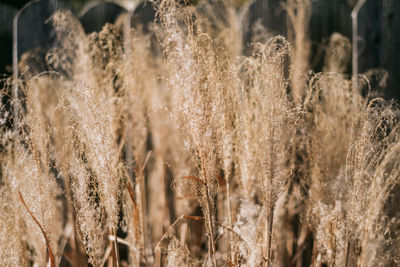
[0,0,399,266]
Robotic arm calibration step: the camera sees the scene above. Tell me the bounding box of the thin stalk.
[311,240,317,267]
[100,244,113,267]
[329,221,336,267]
[200,152,217,267]
[127,182,140,240]
[154,249,161,267]
[155,214,187,252]
[65,174,87,266]
[311,245,322,267]
[113,229,120,267]
[58,223,73,266]
[141,152,152,266]
[179,222,187,247]
[108,234,115,267]
[214,221,248,244]
[225,175,234,263]
[135,176,146,265]
[108,235,134,247]
[205,181,217,267]
[18,191,55,267]
[344,234,350,267]
[265,125,276,267]
[127,181,141,267]
[266,206,275,267]
[133,151,152,265]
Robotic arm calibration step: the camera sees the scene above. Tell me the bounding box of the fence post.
[351,0,367,90]
[13,0,71,77]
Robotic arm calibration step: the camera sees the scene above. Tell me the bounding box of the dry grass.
[0,1,399,266]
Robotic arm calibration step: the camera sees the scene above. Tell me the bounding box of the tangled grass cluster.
[0,0,399,266]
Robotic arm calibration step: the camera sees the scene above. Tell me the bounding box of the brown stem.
[154,249,161,267]
[311,241,318,267]
[113,229,120,267]
[225,171,234,264]
[127,182,140,240]
[330,221,336,266]
[182,175,206,185]
[18,191,55,267]
[138,151,152,265]
[214,222,248,244]
[101,244,113,267]
[266,206,275,267]
[205,186,217,267]
[136,173,147,265]
[65,173,86,266]
[344,235,350,267]
[155,215,186,252]
[200,153,217,267]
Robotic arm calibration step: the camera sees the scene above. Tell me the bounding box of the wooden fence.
[0,0,399,99]
[0,4,16,75]
[247,0,399,99]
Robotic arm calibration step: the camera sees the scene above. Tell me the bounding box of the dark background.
[1,0,399,99]
[0,0,90,11]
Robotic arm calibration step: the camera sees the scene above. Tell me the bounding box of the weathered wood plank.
[380,0,400,99]
[357,0,380,74]
[353,0,399,99]
[0,4,17,75]
[310,0,352,42]
[244,0,398,100]
[309,0,352,72]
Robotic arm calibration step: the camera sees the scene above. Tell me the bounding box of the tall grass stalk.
[0,1,399,266]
